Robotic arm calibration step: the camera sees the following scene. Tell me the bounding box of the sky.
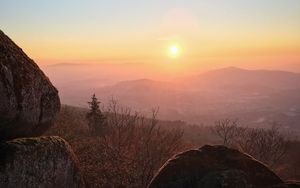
[1,0,300,68]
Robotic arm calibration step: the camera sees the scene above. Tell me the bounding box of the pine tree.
[86,94,106,135]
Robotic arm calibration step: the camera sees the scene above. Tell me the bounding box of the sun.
[168,44,181,58]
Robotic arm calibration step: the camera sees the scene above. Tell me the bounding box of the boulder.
[286,181,300,188]
[148,145,287,188]
[0,30,60,141]
[0,136,86,188]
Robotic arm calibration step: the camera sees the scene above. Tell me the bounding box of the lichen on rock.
[0,136,86,188]
[0,29,60,141]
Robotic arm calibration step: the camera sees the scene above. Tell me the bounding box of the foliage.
[86,94,106,135]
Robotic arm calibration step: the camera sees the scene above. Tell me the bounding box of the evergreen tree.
[86,94,106,135]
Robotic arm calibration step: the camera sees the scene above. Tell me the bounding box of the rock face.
[0,30,60,141]
[286,181,300,188]
[0,136,86,188]
[148,145,287,188]
[0,31,84,187]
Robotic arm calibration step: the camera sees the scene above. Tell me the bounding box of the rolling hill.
[43,66,300,132]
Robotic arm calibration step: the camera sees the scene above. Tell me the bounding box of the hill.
[43,66,300,132]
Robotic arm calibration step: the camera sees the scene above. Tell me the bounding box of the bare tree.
[234,123,289,168]
[99,99,185,187]
[212,119,289,169]
[211,119,239,146]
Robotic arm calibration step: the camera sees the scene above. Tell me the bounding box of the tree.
[99,99,185,187]
[212,119,289,169]
[86,94,106,135]
[212,119,239,146]
[234,123,289,169]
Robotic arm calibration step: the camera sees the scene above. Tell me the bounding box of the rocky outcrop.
[286,181,300,188]
[148,145,287,188]
[0,136,86,188]
[0,30,60,141]
[0,31,85,187]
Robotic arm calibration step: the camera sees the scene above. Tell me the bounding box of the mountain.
[189,67,300,89]
[46,66,300,133]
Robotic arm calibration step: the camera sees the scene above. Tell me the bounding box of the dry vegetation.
[212,119,289,169]
[46,102,300,187]
[46,101,185,187]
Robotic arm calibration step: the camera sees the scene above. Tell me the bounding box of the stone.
[0,30,60,140]
[0,136,86,188]
[286,181,300,188]
[148,145,287,188]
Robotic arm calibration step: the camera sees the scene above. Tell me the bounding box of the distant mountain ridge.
[44,66,300,131]
[103,66,300,91]
[86,67,300,124]
[182,66,300,90]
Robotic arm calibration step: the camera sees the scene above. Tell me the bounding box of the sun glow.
[168,44,181,58]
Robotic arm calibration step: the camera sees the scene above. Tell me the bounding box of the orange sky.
[1,0,300,71]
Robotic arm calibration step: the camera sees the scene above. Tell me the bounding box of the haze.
[3,1,300,186]
[1,0,300,131]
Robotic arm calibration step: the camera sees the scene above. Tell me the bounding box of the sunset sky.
[1,0,300,68]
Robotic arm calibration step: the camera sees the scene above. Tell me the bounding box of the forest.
[45,96,300,187]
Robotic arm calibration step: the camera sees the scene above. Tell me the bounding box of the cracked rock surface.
[0,136,86,188]
[0,29,60,141]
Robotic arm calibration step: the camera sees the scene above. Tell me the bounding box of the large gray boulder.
[0,136,86,188]
[148,145,287,188]
[0,30,60,141]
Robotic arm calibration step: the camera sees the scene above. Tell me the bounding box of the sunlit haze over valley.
[2,0,300,126]
[1,1,300,186]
